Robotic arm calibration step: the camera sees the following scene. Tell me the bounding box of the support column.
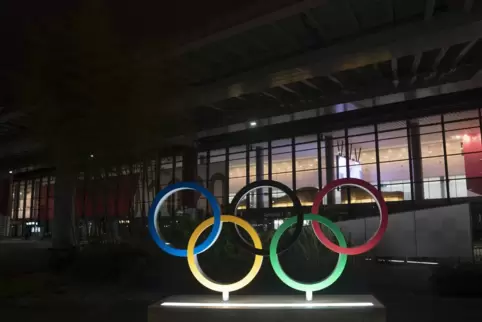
[255,146,264,208]
[325,136,336,205]
[0,175,12,237]
[52,165,77,250]
[182,146,198,213]
[409,121,424,201]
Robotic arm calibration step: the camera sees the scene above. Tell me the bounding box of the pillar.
[409,121,424,201]
[325,136,336,205]
[52,165,77,249]
[182,146,198,212]
[0,175,11,237]
[255,146,264,208]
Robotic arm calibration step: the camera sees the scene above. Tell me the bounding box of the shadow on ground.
[1,239,482,322]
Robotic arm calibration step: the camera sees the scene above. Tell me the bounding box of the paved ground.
[2,292,482,322]
[1,239,481,322]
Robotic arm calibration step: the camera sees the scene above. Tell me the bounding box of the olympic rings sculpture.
[148,178,388,301]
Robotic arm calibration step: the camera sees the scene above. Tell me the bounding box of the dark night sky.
[0,0,299,106]
[0,0,300,158]
[2,0,298,49]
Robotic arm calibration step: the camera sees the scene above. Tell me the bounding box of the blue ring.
[148,182,222,257]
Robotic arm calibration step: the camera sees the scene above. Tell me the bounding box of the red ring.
[311,178,388,255]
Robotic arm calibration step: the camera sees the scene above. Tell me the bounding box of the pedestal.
[148,295,385,322]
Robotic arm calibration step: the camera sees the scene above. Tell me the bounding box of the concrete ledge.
[148,294,385,322]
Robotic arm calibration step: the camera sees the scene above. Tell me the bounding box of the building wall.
[337,203,473,260]
[7,107,482,238]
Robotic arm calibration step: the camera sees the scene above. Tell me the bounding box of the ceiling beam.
[424,0,436,21]
[278,84,300,95]
[454,40,477,67]
[465,0,474,13]
[270,23,303,49]
[197,87,482,150]
[207,104,223,111]
[184,12,482,108]
[433,48,447,71]
[391,58,399,87]
[327,75,344,88]
[300,79,321,91]
[0,111,26,123]
[169,0,329,56]
[242,34,270,52]
[410,53,422,85]
[261,91,279,100]
[302,10,326,41]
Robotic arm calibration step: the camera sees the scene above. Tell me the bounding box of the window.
[295,135,319,206]
[418,116,447,199]
[444,110,482,198]
[348,126,377,203]
[248,142,269,208]
[272,139,293,207]
[377,122,411,202]
[208,149,227,207]
[229,146,247,203]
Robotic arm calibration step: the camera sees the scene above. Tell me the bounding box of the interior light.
[90,154,94,159]
[8,170,13,174]
[161,302,374,309]
[406,260,438,265]
[250,121,257,127]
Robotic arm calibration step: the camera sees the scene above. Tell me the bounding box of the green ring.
[269,213,348,292]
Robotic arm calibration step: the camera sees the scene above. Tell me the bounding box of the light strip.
[365,258,439,265]
[161,302,374,309]
[406,260,438,265]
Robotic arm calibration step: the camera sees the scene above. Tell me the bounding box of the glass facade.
[7,107,482,237]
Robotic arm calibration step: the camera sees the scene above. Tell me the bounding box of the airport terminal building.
[1,1,482,260]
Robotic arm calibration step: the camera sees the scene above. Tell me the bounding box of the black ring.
[228,180,304,257]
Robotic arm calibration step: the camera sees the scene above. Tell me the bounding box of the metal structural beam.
[0,111,25,123]
[410,53,422,85]
[433,48,447,71]
[454,40,478,67]
[391,58,399,87]
[424,0,436,21]
[184,12,482,108]
[327,75,344,88]
[302,10,326,41]
[465,0,474,13]
[278,84,300,95]
[301,79,321,91]
[168,0,329,56]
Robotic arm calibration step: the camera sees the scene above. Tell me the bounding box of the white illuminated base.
[149,295,385,322]
[162,300,374,309]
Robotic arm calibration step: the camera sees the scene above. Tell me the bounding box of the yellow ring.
[187,215,263,293]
